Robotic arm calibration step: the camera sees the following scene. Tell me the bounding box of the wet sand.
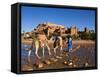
[21,40,96,71]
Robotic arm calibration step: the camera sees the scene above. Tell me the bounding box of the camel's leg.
[41,43,45,58]
[59,46,63,57]
[35,41,40,59]
[60,46,63,52]
[46,43,51,56]
[54,47,57,56]
[28,50,32,62]
[43,47,45,58]
[35,46,40,59]
[58,36,63,53]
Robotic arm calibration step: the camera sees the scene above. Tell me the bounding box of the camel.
[50,36,63,59]
[28,32,51,62]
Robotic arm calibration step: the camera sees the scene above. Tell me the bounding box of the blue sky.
[21,6,95,32]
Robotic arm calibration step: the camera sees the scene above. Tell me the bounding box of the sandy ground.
[21,39,96,71]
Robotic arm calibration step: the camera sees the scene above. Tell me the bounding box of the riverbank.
[21,38,95,45]
[21,42,95,71]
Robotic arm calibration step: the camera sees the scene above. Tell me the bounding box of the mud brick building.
[23,22,87,39]
[68,26,78,36]
[36,22,66,36]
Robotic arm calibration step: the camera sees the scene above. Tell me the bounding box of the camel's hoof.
[37,57,41,59]
[28,58,31,63]
[28,60,30,63]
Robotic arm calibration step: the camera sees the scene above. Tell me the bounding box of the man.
[68,37,72,52]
